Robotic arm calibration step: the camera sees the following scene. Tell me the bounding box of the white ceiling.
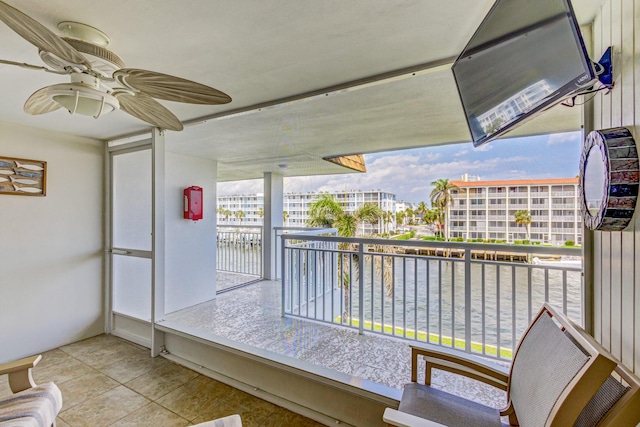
[0,0,605,181]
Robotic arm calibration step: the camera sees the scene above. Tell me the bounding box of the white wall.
[164,152,217,314]
[591,0,640,374]
[0,121,104,362]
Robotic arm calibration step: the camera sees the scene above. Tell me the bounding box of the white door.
[108,144,153,345]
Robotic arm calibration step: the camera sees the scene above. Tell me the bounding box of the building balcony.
[190,228,584,423]
[551,216,577,222]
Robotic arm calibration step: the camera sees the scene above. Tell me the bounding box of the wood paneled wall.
[591,0,640,373]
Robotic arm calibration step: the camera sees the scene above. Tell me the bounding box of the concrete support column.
[263,172,283,280]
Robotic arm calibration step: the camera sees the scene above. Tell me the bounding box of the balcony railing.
[281,234,582,362]
[216,225,263,276]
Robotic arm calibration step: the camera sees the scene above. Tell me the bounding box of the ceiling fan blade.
[114,68,231,105]
[116,92,184,131]
[0,1,90,68]
[24,87,62,115]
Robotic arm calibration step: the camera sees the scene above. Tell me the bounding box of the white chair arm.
[410,344,509,390]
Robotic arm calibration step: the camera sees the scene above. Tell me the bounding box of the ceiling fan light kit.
[0,0,232,130]
[47,83,119,118]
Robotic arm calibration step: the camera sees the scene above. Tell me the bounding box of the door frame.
[105,129,166,356]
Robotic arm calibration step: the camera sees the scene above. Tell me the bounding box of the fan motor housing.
[39,38,125,78]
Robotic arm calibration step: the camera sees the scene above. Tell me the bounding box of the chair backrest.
[576,362,640,427]
[507,303,617,427]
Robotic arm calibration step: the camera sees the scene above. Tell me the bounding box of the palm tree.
[396,210,406,230]
[217,207,231,224]
[282,210,289,225]
[404,207,414,225]
[335,212,358,237]
[306,197,392,320]
[382,210,394,234]
[234,210,245,224]
[423,208,442,237]
[306,194,342,228]
[415,201,428,223]
[514,210,532,241]
[430,179,459,240]
[354,203,383,235]
[257,207,264,220]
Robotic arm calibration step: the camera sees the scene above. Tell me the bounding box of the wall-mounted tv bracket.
[562,46,614,107]
[594,46,614,89]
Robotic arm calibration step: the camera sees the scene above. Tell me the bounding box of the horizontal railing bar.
[281,234,581,256]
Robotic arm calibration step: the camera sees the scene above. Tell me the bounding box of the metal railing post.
[358,243,365,335]
[281,234,286,318]
[464,248,472,353]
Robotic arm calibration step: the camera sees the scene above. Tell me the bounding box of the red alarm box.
[183,186,203,220]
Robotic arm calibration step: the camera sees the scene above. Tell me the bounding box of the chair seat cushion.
[0,382,63,427]
[399,383,501,427]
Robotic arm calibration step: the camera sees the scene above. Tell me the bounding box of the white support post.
[263,172,283,280]
[151,128,165,357]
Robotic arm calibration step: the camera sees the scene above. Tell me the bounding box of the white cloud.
[547,131,581,145]
[218,179,262,195]
[473,143,494,152]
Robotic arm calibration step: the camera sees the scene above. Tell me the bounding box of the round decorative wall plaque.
[579,127,639,231]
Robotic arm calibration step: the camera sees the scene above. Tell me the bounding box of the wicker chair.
[384,303,638,427]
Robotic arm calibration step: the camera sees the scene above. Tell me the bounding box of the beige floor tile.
[156,375,237,421]
[37,348,77,369]
[60,335,130,355]
[60,336,147,370]
[57,371,120,410]
[124,361,199,401]
[59,385,149,427]
[32,357,96,386]
[56,417,71,427]
[110,402,190,427]
[99,354,166,384]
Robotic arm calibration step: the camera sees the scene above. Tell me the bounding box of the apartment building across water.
[449,175,581,245]
[218,190,398,235]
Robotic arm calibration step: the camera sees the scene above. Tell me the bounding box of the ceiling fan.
[0,1,231,131]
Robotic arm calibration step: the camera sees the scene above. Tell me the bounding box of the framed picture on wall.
[0,156,47,196]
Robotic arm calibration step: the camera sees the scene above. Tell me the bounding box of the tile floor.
[0,334,323,427]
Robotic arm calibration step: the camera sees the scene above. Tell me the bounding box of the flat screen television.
[452,0,596,147]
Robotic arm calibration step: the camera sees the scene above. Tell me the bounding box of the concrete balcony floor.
[163,274,507,410]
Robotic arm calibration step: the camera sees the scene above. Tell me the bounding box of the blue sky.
[218,131,583,204]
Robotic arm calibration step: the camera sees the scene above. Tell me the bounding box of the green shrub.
[514,240,522,245]
[565,240,575,247]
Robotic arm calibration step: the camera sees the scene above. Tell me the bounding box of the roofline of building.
[450,177,579,187]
